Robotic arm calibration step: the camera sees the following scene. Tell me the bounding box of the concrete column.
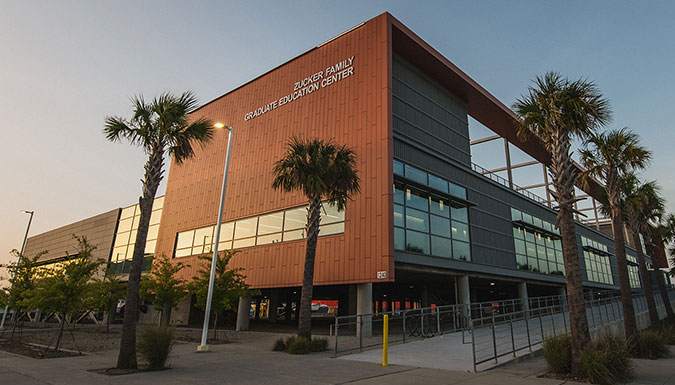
[421,286,430,308]
[356,283,372,338]
[557,286,567,298]
[235,296,251,331]
[517,281,529,314]
[269,290,279,323]
[457,275,471,319]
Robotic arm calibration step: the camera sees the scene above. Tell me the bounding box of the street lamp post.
[197,123,233,352]
[1,210,34,329]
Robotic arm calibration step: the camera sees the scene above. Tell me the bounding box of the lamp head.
[214,122,225,129]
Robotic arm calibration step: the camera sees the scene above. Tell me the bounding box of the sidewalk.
[0,334,672,385]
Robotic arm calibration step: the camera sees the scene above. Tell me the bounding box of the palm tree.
[655,213,675,318]
[513,72,611,376]
[622,174,662,327]
[272,137,360,340]
[104,91,213,369]
[580,128,650,344]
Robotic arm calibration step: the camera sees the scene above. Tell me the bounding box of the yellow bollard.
[382,314,389,366]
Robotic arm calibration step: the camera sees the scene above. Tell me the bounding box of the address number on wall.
[377,271,387,279]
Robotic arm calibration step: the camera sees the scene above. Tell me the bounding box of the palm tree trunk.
[611,204,638,343]
[632,231,659,327]
[559,206,591,376]
[116,146,164,370]
[298,196,322,340]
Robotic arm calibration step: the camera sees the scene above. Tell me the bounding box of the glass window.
[449,183,467,199]
[452,240,470,261]
[217,240,232,251]
[406,230,429,254]
[513,227,524,240]
[233,238,255,249]
[234,218,258,239]
[283,229,305,241]
[524,229,535,243]
[152,196,165,210]
[393,159,404,176]
[451,221,469,242]
[144,240,157,254]
[526,241,537,257]
[404,164,427,185]
[120,206,136,219]
[394,183,405,204]
[511,207,522,221]
[147,224,159,241]
[112,246,127,262]
[428,174,448,193]
[533,217,543,229]
[218,222,235,242]
[284,207,307,231]
[175,248,191,258]
[406,188,429,211]
[394,204,404,227]
[257,233,282,245]
[118,217,133,233]
[258,212,284,235]
[394,228,405,250]
[430,215,451,238]
[114,232,130,247]
[176,231,194,249]
[319,222,344,236]
[405,208,429,232]
[320,203,344,225]
[430,196,450,217]
[431,236,452,258]
[451,204,468,223]
[516,254,527,269]
[514,239,526,255]
[149,210,162,225]
[522,213,533,224]
[194,227,214,247]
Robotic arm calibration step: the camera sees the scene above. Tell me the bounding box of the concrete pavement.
[0,333,673,385]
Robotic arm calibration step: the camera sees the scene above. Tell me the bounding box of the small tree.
[2,250,45,339]
[23,236,103,351]
[140,254,188,326]
[188,250,255,340]
[91,273,126,332]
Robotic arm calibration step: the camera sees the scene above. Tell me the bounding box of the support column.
[557,286,567,298]
[235,296,251,331]
[457,275,471,319]
[517,282,529,314]
[504,138,513,189]
[356,283,372,338]
[269,290,279,323]
[421,286,430,308]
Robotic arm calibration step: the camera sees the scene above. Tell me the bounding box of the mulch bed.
[0,340,81,359]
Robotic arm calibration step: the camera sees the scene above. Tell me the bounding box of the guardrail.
[471,162,549,205]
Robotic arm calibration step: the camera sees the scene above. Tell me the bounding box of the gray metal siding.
[392,54,471,166]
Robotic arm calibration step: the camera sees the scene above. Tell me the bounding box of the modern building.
[19,13,672,328]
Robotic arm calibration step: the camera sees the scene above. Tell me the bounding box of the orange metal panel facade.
[155,14,394,288]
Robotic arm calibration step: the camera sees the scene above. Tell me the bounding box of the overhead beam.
[470,134,501,145]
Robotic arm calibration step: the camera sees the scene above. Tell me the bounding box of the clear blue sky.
[2,1,675,267]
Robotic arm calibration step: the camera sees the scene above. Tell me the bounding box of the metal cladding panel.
[392,55,471,166]
[22,209,120,264]
[155,14,394,288]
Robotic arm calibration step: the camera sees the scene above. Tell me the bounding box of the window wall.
[393,160,470,260]
[626,255,641,288]
[581,236,613,285]
[174,202,344,258]
[511,208,564,276]
[111,196,164,263]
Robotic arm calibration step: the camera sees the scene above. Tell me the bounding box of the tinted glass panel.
[430,215,451,238]
[257,233,282,245]
[218,222,234,241]
[394,227,405,250]
[283,229,304,241]
[451,221,469,242]
[320,203,343,224]
[430,196,450,217]
[406,188,428,211]
[394,204,404,227]
[176,231,194,249]
[233,238,255,249]
[258,212,283,235]
[319,222,344,235]
[449,183,467,199]
[284,207,307,231]
[452,241,470,261]
[406,230,429,254]
[431,236,452,258]
[394,183,405,204]
[234,218,258,239]
[405,208,429,232]
[393,159,404,176]
[428,174,448,193]
[451,204,468,223]
[404,164,427,185]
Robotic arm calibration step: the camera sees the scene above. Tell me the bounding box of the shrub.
[543,334,571,373]
[659,322,675,345]
[272,337,287,352]
[582,347,613,385]
[580,333,633,385]
[137,324,175,370]
[287,336,311,354]
[310,337,328,352]
[632,330,668,359]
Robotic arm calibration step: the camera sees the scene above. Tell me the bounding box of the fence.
[332,288,675,372]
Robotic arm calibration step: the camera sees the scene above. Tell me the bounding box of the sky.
[2,1,675,269]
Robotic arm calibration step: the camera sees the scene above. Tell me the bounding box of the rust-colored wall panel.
[155,14,394,288]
